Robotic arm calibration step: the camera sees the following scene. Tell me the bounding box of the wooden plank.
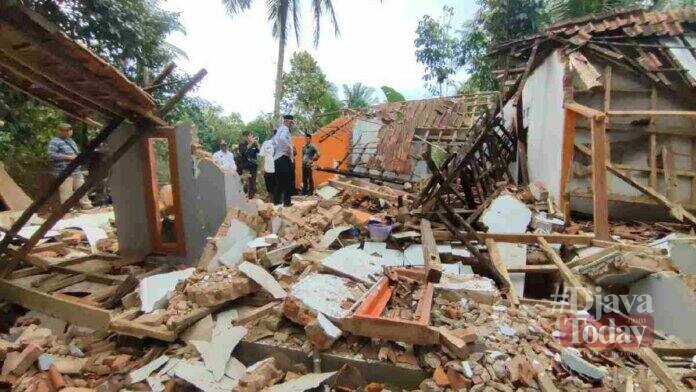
[662,146,678,202]
[506,264,558,273]
[37,273,87,293]
[328,179,399,203]
[652,341,696,357]
[420,219,442,283]
[591,117,611,241]
[431,230,596,245]
[234,301,281,326]
[0,278,111,330]
[636,347,687,392]
[537,237,593,308]
[565,101,606,120]
[110,318,177,342]
[608,110,696,117]
[575,143,696,227]
[485,239,519,306]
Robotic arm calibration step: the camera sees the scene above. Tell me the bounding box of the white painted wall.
[522,50,566,203]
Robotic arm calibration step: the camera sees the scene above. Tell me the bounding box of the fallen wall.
[629,271,696,343]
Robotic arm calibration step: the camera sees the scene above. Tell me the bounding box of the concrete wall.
[522,49,567,203]
[108,123,151,257]
[109,122,253,265]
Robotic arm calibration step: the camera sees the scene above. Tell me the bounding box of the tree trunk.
[273,31,286,121]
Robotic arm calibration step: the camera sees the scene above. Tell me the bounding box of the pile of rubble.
[2,178,696,391]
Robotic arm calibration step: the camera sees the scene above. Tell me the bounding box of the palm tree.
[221,0,339,120]
[342,83,377,109]
[547,0,646,23]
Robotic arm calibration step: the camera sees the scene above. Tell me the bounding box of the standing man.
[273,115,295,206]
[239,130,260,198]
[301,133,320,195]
[47,123,93,210]
[212,140,237,172]
[260,130,276,200]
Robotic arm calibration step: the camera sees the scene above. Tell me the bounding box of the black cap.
[282,114,294,120]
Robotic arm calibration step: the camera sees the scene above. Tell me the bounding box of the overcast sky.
[162,0,478,122]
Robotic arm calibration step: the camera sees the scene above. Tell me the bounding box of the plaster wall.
[522,49,566,203]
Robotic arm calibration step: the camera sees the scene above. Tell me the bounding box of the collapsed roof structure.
[2,3,696,392]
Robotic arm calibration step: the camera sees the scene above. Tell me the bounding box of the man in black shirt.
[239,130,260,198]
[301,133,319,195]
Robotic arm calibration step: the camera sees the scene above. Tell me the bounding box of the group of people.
[213,114,320,207]
[45,115,320,212]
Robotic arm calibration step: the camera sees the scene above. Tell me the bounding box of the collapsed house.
[2,3,696,392]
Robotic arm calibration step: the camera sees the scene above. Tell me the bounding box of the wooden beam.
[565,101,606,120]
[0,278,111,330]
[420,219,442,283]
[608,110,696,117]
[575,143,696,227]
[537,237,593,308]
[591,117,611,241]
[636,347,687,392]
[507,264,558,273]
[560,109,577,216]
[329,179,399,203]
[432,230,596,245]
[486,239,519,306]
[652,341,696,357]
[158,69,207,116]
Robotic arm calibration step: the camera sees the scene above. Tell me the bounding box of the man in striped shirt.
[47,123,93,209]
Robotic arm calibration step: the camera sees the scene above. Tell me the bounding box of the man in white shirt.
[212,140,237,172]
[260,130,276,200]
[272,115,295,206]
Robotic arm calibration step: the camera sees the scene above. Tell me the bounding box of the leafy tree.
[415,6,458,96]
[245,113,276,141]
[342,83,377,108]
[168,97,244,152]
[221,0,340,120]
[280,51,339,133]
[26,0,183,81]
[455,0,546,92]
[380,86,406,103]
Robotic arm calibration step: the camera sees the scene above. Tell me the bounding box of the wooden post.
[591,116,611,241]
[1,126,150,277]
[649,87,658,188]
[0,118,123,256]
[560,109,577,218]
[603,66,612,195]
[420,219,442,283]
[662,145,678,202]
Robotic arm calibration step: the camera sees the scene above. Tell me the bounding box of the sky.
[162,0,479,122]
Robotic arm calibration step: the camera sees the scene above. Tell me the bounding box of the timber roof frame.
[0,0,163,126]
